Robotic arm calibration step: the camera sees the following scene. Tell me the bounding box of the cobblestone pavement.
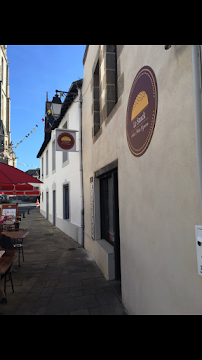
[0,208,126,315]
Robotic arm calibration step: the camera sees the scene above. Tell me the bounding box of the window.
[41,157,44,180]
[64,185,70,220]
[105,45,118,117]
[52,140,56,171]
[93,60,100,136]
[46,150,49,176]
[2,95,4,121]
[63,121,68,129]
[2,58,3,84]
[63,149,68,164]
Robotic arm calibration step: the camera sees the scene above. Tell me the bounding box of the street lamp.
[51,94,62,118]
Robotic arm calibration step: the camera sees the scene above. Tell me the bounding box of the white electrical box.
[195,226,202,276]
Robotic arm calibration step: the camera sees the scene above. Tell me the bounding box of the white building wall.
[83,45,202,315]
[40,95,83,244]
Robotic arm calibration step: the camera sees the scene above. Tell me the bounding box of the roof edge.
[83,45,89,65]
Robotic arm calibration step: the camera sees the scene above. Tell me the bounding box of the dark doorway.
[53,190,56,225]
[46,192,49,221]
[64,185,70,220]
[100,168,121,280]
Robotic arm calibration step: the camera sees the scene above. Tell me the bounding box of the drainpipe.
[78,88,84,246]
[192,45,202,222]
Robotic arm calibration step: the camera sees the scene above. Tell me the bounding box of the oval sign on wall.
[126,66,158,157]
[57,132,75,151]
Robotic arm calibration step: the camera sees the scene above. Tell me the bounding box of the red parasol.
[3,192,26,196]
[0,184,38,191]
[25,190,41,196]
[0,163,42,185]
[2,190,41,196]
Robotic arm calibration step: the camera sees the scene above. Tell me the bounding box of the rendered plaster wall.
[40,95,83,245]
[83,45,202,314]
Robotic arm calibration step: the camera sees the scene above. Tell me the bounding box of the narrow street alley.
[1,208,126,315]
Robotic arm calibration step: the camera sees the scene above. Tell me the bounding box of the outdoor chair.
[14,244,24,267]
[1,265,14,296]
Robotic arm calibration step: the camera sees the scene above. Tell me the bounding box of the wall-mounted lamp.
[165,45,172,50]
[56,90,68,100]
[51,94,62,118]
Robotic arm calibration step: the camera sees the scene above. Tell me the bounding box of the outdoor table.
[2,230,30,244]
[0,255,16,275]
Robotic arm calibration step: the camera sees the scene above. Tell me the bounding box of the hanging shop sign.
[126,66,158,157]
[56,129,78,152]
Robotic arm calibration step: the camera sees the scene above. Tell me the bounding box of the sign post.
[1,204,19,219]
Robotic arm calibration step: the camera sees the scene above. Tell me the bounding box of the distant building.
[37,80,84,245]
[0,45,16,167]
[26,168,40,181]
[26,168,41,192]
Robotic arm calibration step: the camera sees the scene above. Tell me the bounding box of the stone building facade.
[0,45,16,167]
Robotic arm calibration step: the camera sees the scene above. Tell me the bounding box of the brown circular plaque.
[126,66,158,157]
[57,133,75,151]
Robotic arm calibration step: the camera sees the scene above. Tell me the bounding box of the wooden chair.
[0,255,16,296]
[1,265,14,296]
[14,244,24,267]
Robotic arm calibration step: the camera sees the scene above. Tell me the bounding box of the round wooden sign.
[126,66,158,157]
[57,133,75,151]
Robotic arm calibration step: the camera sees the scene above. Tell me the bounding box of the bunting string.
[0,153,36,168]
[17,162,35,168]
[12,117,45,149]
[0,116,45,168]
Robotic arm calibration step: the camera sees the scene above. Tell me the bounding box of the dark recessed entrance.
[96,161,121,281]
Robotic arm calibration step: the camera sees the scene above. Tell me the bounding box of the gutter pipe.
[192,45,202,223]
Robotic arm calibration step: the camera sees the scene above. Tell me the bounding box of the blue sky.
[8,45,86,171]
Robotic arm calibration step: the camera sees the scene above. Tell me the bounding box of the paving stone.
[95,292,120,306]
[0,208,126,316]
[76,295,98,310]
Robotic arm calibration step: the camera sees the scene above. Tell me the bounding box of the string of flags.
[12,117,45,149]
[0,152,36,168]
[17,163,35,168]
[0,116,46,168]
[0,107,58,167]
